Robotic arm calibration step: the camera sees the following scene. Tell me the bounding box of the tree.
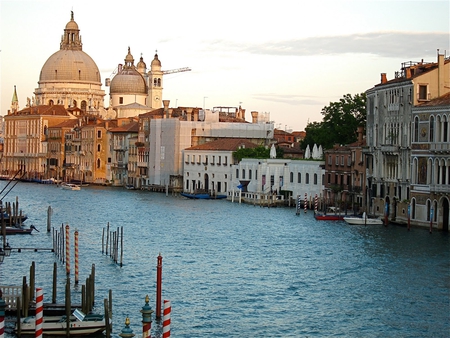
[300,93,366,150]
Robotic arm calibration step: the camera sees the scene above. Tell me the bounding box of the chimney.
[163,100,170,119]
[186,108,193,121]
[357,126,364,143]
[251,111,258,124]
[380,73,387,84]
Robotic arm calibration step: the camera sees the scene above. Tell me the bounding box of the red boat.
[314,207,345,221]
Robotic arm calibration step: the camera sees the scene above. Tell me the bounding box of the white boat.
[344,212,383,225]
[60,183,81,191]
[16,309,108,336]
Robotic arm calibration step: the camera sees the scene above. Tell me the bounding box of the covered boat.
[314,207,345,221]
[16,309,107,336]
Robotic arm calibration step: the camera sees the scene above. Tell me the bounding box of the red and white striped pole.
[304,193,307,213]
[315,194,318,212]
[74,230,79,284]
[0,290,5,338]
[65,224,70,275]
[162,300,171,338]
[35,288,43,338]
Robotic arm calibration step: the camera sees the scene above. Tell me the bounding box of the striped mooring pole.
[74,230,79,284]
[0,290,5,338]
[304,193,307,213]
[314,194,318,212]
[162,300,171,338]
[35,288,44,338]
[65,224,70,275]
[141,295,154,338]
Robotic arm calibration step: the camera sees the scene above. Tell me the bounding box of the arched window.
[73,100,77,107]
[97,144,101,152]
[298,173,301,183]
[314,173,318,185]
[414,116,419,141]
[81,101,87,111]
[306,173,310,184]
[290,172,294,183]
[411,198,416,219]
[429,116,434,142]
[97,158,101,169]
[49,100,54,106]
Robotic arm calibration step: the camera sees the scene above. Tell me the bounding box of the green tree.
[233,146,284,162]
[300,93,366,150]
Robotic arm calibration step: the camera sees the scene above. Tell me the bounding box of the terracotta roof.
[416,92,450,107]
[186,138,259,151]
[12,105,69,116]
[108,121,139,133]
[51,119,80,128]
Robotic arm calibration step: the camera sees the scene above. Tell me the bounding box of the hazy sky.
[1,0,449,131]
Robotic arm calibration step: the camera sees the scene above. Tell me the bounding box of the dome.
[65,19,79,30]
[110,69,147,94]
[137,56,147,70]
[151,53,161,67]
[39,50,101,83]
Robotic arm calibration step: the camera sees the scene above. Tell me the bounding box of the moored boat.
[314,207,345,221]
[5,224,37,235]
[16,309,107,336]
[181,192,227,199]
[60,183,81,191]
[343,212,383,225]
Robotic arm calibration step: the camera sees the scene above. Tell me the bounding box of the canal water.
[1,182,449,337]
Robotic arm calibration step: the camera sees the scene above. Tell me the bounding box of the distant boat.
[4,224,37,235]
[60,183,81,191]
[125,184,136,190]
[344,212,383,225]
[16,309,107,336]
[181,192,227,200]
[314,207,345,221]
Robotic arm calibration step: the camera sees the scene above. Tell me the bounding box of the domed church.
[34,11,105,115]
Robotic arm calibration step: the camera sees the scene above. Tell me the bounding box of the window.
[298,173,301,183]
[290,172,294,183]
[119,97,124,104]
[97,158,101,169]
[314,173,317,185]
[341,156,344,166]
[328,155,332,166]
[418,84,428,101]
[306,173,309,184]
[414,116,419,141]
[236,169,239,179]
[249,170,252,180]
[335,155,339,165]
[328,173,331,184]
[429,116,434,142]
[97,130,102,138]
[242,169,245,179]
[97,144,101,152]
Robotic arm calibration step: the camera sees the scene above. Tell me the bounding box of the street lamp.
[4,241,11,257]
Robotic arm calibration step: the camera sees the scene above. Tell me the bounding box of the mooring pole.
[156,254,163,320]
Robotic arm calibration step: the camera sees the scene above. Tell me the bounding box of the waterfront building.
[364,52,449,226]
[3,105,77,178]
[182,138,258,194]
[323,126,366,212]
[108,119,139,186]
[410,92,450,230]
[232,158,325,203]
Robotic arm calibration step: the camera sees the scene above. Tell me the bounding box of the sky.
[0,0,449,132]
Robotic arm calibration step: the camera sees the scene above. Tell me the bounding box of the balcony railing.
[430,142,450,152]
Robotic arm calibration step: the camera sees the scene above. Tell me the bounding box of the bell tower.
[148,52,163,109]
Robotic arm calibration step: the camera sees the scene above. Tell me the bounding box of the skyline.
[1,0,449,131]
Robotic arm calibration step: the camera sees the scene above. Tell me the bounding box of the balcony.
[380,144,399,154]
[430,184,450,194]
[430,142,450,153]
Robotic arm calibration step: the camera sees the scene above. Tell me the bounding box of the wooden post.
[120,226,123,267]
[106,222,110,256]
[29,262,35,301]
[156,254,163,320]
[52,262,57,303]
[104,298,111,338]
[47,206,52,233]
[65,279,71,337]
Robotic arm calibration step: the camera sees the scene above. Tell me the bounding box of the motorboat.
[181,192,227,199]
[16,309,107,336]
[314,207,345,221]
[4,224,37,235]
[344,212,383,225]
[60,183,81,191]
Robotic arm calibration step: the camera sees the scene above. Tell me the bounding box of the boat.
[4,224,38,235]
[16,309,108,336]
[181,192,227,200]
[125,184,136,190]
[314,207,345,221]
[343,212,383,225]
[1,212,28,226]
[60,183,81,191]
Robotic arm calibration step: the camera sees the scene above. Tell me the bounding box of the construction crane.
[162,67,191,75]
